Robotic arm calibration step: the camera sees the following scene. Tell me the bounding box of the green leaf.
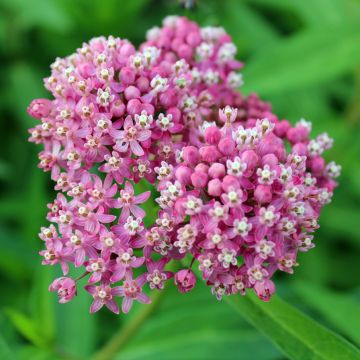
[29,267,55,346]
[243,25,360,96]
[0,332,16,360]
[55,269,96,358]
[4,309,49,349]
[2,0,73,33]
[292,282,360,346]
[220,1,279,55]
[16,346,63,360]
[226,293,360,360]
[291,0,360,28]
[116,284,280,360]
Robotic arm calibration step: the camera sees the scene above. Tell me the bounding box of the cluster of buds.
[27,16,340,314]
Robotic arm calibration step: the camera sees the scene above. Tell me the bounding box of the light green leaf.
[226,293,360,360]
[5,309,49,349]
[292,282,360,345]
[243,25,360,96]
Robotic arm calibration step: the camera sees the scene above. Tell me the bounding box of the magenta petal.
[137,130,151,141]
[98,214,116,223]
[84,285,97,295]
[105,299,119,314]
[122,297,133,313]
[130,140,144,156]
[90,299,103,313]
[130,205,145,219]
[111,286,124,296]
[111,267,126,282]
[137,292,150,304]
[75,249,85,267]
[134,191,151,204]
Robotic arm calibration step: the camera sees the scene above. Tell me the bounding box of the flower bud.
[27,99,52,119]
[287,125,309,144]
[175,269,196,293]
[261,154,278,167]
[49,277,76,304]
[111,99,126,117]
[126,99,142,115]
[274,120,290,138]
[199,145,221,163]
[191,171,208,188]
[254,280,275,302]
[204,126,221,145]
[254,185,272,204]
[124,85,141,100]
[208,163,225,179]
[175,165,192,185]
[208,178,222,196]
[119,67,135,84]
[183,146,200,166]
[218,137,235,155]
[222,175,239,192]
[241,150,259,174]
[292,143,307,156]
[310,156,325,174]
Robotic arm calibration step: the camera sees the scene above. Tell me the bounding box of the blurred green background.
[0,0,360,359]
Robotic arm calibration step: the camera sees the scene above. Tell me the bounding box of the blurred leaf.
[117,284,280,360]
[221,1,279,55]
[55,272,96,358]
[29,267,55,346]
[7,62,47,131]
[16,346,64,360]
[293,282,360,346]
[226,293,360,360]
[291,0,360,28]
[4,308,49,349]
[320,204,360,247]
[2,0,73,33]
[243,25,360,96]
[0,332,15,360]
[0,226,34,278]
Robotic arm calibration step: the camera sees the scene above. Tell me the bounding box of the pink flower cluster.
[27,16,340,314]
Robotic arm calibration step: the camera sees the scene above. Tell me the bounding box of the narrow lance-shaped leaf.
[225,293,360,360]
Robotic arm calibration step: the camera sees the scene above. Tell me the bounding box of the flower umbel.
[28,16,339,314]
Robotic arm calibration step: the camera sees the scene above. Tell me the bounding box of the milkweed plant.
[27,16,340,315]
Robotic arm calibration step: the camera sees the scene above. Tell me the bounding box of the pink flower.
[49,277,76,303]
[146,258,173,290]
[113,116,151,156]
[85,284,121,314]
[115,271,150,313]
[115,181,150,222]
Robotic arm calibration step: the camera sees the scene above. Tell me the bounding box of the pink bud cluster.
[27,16,340,314]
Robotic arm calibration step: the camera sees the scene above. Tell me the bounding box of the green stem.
[91,289,164,360]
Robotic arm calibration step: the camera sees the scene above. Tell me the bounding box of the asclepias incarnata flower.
[27,16,340,314]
